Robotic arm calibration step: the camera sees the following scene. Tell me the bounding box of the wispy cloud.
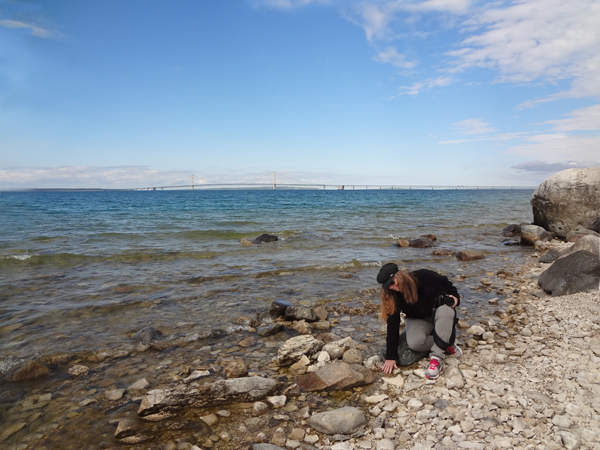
[252,0,331,10]
[398,75,453,95]
[0,19,64,40]
[542,104,600,131]
[511,160,588,173]
[505,133,600,165]
[373,46,416,69]
[452,118,495,135]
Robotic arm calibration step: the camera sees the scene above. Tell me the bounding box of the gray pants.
[405,305,456,360]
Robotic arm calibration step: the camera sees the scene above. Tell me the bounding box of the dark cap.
[377,263,399,289]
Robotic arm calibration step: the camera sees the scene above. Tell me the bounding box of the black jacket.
[385,269,460,360]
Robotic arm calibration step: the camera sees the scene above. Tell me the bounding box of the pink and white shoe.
[425,357,442,379]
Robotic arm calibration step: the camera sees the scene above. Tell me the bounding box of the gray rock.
[539,248,561,263]
[323,337,355,360]
[253,234,278,244]
[538,250,600,296]
[309,406,367,435]
[276,335,324,366]
[138,376,277,416]
[257,323,284,337]
[341,349,363,365]
[520,224,553,246]
[114,419,143,439]
[285,306,319,322]
[531,167,600,238]
[559,431,581,450]
[558,235,600,259]
[132,326,164,344]
[251,445,287,450]
[295,361,377,391]
[270,300,292,318]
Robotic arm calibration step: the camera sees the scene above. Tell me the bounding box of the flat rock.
[296,361,376,391]
[456,250,485,261]
[309,407,367,435]
[276,336,324,366]
[6,359,51,382]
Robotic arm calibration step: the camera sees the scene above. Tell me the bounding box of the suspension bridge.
[134,172,536,191]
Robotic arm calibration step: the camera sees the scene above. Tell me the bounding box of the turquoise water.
[0,189,536,448]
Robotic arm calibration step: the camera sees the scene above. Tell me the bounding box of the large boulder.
[538,250,600,296]
[520,225,553,246]
[531,168,600,238]
[557,235,600,260]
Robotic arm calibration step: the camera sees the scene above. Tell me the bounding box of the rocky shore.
[121,241,599,450]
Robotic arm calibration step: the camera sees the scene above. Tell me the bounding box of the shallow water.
[0,189,535,448]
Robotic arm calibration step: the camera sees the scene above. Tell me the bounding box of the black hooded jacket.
[385,269,460,360]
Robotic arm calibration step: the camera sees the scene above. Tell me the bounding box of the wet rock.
[531,167,600,238]
[132,326,164,345]
[520,224,553,246]
[539,248,561,263]
[502,224,521,236]
[309,406,367,435]
[200,413,219,426]
[421,234,437,241]
[128,378,149,391]
[224,357,248,378]
[257,323,284,337]
[105,389,126,401]
[296,361,376,391]
[253,234,278,244]
[1,422,26,441]
[322,337,355,360]
[396,240,409,247]
[538,250,600,296]
[432,249,455,256]
[285,306,319,323]
[290,355,310,375]
[241,237,254,246]
[363,355,384,371]
[267,395,287,408]
[114,419,143,439]
[276,336,324,366]
[292,320,313,335]
[456,250,485,261]
[68,364,89,377]
[238,336,257,347]
[183,370,210,383]
[270,299,292,318]
[252,401,269,416]
[138,376,277,416]
[312,321,332,331]
[341,349,363,365]
[6,359,51,382]
[409,237,434,248]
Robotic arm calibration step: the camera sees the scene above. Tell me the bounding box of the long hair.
[380,270,418,320]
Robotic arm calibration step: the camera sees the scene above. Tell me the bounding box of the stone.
[309,406,367,435]
[200,413,219,426]
[456,250,485,261]
[105,389,125,401]
[342,349,363,365]
[138,376,277,416]
[276,336,324,366]
[252,401,269,416]
[552,415,572,428]
[376,439,395,450]
[257,324,284,336]
[558,235,600,259]
[267,395,286,408]
[364,355,384,371]
[531,167,600,238]
[6,359,51,382]
[538,250,600,296]
[292,320,313,335]
[539,248,561,263]
[381,376,404,388]
[432,249,456,256]
[270,300,292,318]
[520,224,553,246]
[183,370,210,383]
[238,336,257,347]
[502,224,521,235]
[395,330,429,366]
[295,361,376,391]
[132,326,164,344]
[285,306,319,322]
[241,237,254,246]
[409,237,434,248]
[559,431,582,450]
[224,357,248,378]
[128,378,149,391]
[253,444,287,450]
[114,419,143,439]
[397,240,409,247]
[68,364,89,377]
[322,337,355,360]
[253,234,278,244]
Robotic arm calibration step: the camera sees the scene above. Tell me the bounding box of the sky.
[1,0,599,189]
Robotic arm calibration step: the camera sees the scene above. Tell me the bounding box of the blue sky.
[1,0,599,189]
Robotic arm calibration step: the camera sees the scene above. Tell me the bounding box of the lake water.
[0,189,535,448]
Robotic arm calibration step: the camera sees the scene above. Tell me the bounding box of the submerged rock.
[276,336,324,366]
[253,234,279,244]
[409,237,434,248]
[132,326,164,345]
[6,359,51,382]
[285,306,319,322]
[456,250,485,261]
[270,299,292,318]
[520,224,553,246]
[257,323,284,337]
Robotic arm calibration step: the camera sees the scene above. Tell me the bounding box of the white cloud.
[449,0,600,101]
[511,160,588,173]
[543,104,600,131]
[398,75,453,94]
[373,46,416,69]
[0,19,64,40]
[505,133,600,164]
[452,118,495,135]
[0,166,199,190]
[252,0,331,10]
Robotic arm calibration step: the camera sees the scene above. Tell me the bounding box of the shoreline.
[1,240,599,450]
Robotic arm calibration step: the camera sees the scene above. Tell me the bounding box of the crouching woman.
[377,263,462,379]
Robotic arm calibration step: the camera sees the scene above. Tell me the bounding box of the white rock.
[365,394,389,404]
[382,375,404,388]
[376,438,395,450]
[267,395,287,408]
[552,415,573,428]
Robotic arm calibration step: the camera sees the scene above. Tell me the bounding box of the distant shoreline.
[1,186,537,192]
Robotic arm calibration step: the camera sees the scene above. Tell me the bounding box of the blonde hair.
[380,270,418,320]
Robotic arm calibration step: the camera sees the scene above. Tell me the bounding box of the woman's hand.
[382,359,398,374]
